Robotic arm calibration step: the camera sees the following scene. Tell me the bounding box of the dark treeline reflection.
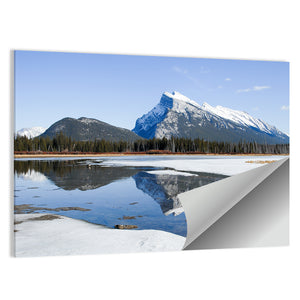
[14,160,140,191]
[15,160,80,178]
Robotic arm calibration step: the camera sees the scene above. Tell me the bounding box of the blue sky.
[14,51,289,134]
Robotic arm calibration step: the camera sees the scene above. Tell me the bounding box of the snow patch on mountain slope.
[201,103,278,136]
[164,91,201,109]
[78,117,101,125]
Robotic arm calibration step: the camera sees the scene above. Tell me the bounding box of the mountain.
[17,127,46,138]
[41,117,141,142]
[132,91,289,144]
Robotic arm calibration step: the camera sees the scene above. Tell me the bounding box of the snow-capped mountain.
[132,91,289,144]
[200,102,287,139]
[17,127,46,138]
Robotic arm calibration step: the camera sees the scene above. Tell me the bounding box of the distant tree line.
[14,132,289,154]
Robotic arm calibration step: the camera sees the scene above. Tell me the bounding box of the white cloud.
[253,85,271,91]
[172,66,202,87]
[236,85,271,93]
[225,78,231,81]
[236,88,252,93]
[199,66,210,74]
[172,66,188,74]
[281,105,289,111]
[217,85,223,89]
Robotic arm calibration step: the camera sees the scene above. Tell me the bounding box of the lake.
[14,157,227,237]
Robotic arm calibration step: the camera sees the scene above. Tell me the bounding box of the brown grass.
[122,216,136,220]
[14,204,91,214]
[245,160,277,164]
[28,214,62,221]
[114,224,138,229]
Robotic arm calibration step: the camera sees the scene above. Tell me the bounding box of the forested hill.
[40,117,141,142]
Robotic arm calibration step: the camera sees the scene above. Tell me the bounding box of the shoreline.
[14,153,289,158]
[14,213,186,256]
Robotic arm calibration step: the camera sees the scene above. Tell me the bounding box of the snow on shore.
[102,155,287,176]
[14,214,185,257]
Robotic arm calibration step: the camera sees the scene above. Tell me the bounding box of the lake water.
[14,157,227,236]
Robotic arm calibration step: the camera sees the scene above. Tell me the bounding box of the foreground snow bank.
[14,214,185,257]
[102,155,287,176]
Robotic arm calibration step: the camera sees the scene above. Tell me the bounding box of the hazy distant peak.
[17,127,46,138]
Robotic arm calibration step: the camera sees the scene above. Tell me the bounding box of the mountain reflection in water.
[14,159,227,236]
[133,171,224,215]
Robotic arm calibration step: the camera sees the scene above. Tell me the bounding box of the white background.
[1,1,299,299]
